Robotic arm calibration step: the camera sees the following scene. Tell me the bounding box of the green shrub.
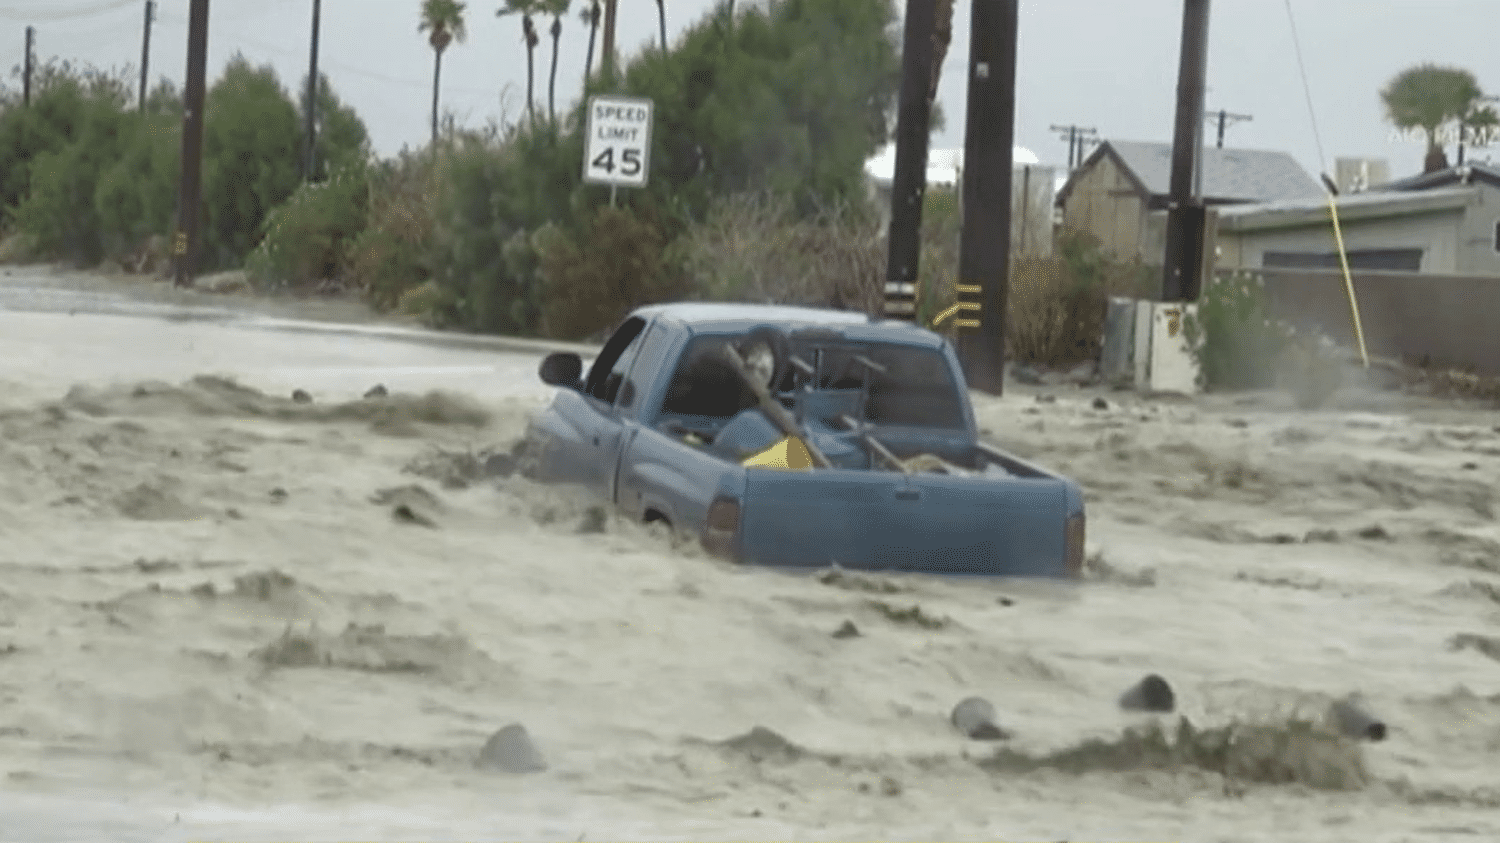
[93,115,181,263]
[1183,270,1296,391]
[245,162,370,290]
[7,64,137,265]
[199,55,304,271]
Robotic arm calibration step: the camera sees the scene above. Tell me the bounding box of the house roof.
[1216,185,1477,232]
[1056,140,1324,207]
[1372,162,1500,193]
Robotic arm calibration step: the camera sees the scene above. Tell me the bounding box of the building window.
[1263,248,1422,272]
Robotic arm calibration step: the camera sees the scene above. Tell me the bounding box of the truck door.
[575,317,652,501]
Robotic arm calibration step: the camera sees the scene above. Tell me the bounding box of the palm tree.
[1381,63,1485,174]
[1457,98,1500,165]
[420,0,468,146]
[654,0,667,52]
[499,0,541,123]
[542,0,570,122]
[580,0,601,82]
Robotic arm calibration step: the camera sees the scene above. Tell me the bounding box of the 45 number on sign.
[589,147,643,178]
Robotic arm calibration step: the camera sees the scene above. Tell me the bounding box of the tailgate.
[737,469,1077,576]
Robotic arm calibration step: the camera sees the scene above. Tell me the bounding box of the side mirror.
[539,352,583,388]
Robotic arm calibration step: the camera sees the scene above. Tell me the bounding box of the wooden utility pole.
[303,0,321,181]
[173,0,210,289]
[953,0,1019,395]
[1161,0,1210,303]
[1205,108,1250,148]
[138,2,154,111]
[23,26,33,107]
[1051,123,1098,170]
[881,0,937,323]
[601,0,617,78]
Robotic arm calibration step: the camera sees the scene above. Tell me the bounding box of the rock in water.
[478,723,546,773]
[950,696,1009,740]
[1119,673,1176,713]
[364,384,389,399]
[291,389,312,404]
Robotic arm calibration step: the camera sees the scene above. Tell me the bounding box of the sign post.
[583,94,653,205]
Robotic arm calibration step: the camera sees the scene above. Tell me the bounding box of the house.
[863,144,1061,256]
[1216,162,1500,275]
[1054,140,1323,263]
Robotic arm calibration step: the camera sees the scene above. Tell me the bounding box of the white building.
[863,144,1059,256]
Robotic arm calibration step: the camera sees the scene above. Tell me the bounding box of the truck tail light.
[702,497,741,561]
[1065,513,1085,578]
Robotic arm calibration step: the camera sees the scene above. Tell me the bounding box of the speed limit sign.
[583,95,653,189]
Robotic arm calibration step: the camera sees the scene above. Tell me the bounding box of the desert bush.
[536,205,690,339]
[428,125,576,333]
[671,190,885,312]
[998,229,1155,367]
[244,161,370,290]
[350,151,440,312]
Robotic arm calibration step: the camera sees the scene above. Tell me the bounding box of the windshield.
[660,334,968,430]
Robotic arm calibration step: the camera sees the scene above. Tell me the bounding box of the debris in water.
[951,696,1010,741]
[1119,673,1176,713]
[478,723,546,774]
[1327,695,1387,742]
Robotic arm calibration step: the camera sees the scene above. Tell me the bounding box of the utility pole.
[303,0,321,181]
[1161,0,1210,303]
[1051,123,1097,170]
[953,0,1019,395]
[23,26,33,107]
[881,0,937,323]
[138,2,154,111]
[1204,108,1250,148]
[601,0,617,79]
[173,0,210,290]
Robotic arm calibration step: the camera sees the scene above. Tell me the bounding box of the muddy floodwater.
[1,267,1499,842]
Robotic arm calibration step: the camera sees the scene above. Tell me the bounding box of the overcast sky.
[3,0,1496,182]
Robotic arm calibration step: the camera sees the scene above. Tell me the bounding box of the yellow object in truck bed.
[741,436,814,471]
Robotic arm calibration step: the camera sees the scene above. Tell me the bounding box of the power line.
[1282,0,1327,176]
[0,0,137,22]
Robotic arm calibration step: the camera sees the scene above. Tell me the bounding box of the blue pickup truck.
[523,302,1085,577]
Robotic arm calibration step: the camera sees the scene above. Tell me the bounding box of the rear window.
[660,335,966,429]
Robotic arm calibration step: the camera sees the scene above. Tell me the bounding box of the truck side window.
[662,337,755,419]
[617,322,675,416]
[586,316,647,402]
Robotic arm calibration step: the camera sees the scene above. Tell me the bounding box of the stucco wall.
[1251,267,1500,375]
